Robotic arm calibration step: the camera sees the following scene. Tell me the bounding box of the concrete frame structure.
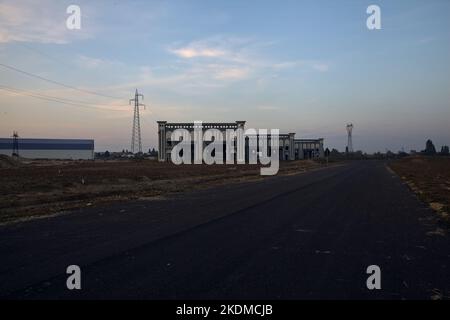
[294,138,325,160]
[157,121,324,162]
[158,121,246,162]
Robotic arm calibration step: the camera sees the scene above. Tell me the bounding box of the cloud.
[101,36,331,95]
[0,1,92,44]
[273,60,330,72]
[150,37,256,87]
[165,37,269,86]
[272,61,300,70]
[416,36,435,46]
[171,47,225,59]
[168,36,254,63]
[191,63,249,80]
[77,55,124,69]
[214,67,249,80]
[105,63,250,95]
[77,55,106,68]
[312,63,329,72]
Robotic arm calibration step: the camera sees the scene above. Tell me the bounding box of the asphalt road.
[0,161,449,299]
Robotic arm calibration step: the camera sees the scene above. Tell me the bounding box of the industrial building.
[157,121,324,162]
[0,138,94,160]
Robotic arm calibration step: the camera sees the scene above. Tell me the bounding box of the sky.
[0,0,449,153]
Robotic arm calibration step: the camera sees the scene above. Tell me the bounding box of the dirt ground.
[390,156,450,225]
[0,157,330,224]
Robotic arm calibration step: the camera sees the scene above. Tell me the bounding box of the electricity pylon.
[12,131,19,157]
[130,89,145,154]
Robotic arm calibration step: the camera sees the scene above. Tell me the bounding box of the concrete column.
[299,141,304,159]
[157,121,167,162]
[236,121,246,130]
[289,133,295,160]
[236,121,246,163]
[283,137,288,160]
[318,138,325,158]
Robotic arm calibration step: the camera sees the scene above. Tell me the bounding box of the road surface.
[0,161,449,299]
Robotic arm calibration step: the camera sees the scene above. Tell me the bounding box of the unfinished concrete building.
[157,121,324,162]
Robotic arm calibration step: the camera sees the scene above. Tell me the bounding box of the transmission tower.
[346,123,354,153]
[12,131,19,157]
[129,89,145,154]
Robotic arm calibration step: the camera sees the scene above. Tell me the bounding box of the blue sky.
[0,0,449,152]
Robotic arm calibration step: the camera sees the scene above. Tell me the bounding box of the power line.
[13,42,73,70]
[0,84,123,109]
[0,85,125,112]
[0,62,122,100]
[0,86,120,111]
[0,85,127,112]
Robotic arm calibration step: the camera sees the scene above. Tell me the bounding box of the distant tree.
[330,148,339,154]
[423,139,437,155]
[398,150,408,158]
[330,148,342,158]
[353,150,363,159]
[104,150,110,157]
[386,150,395,159]
[372,152,383,159]
[440,145,449,156]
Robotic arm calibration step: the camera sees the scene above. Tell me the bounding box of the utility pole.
[12,131,19,157]
[129,89,145,154]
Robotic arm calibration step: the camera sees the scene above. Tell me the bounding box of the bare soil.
[0,158,330,224]
[389,156,450,225]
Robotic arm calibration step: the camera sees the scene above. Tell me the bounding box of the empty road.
[0,161,449,299]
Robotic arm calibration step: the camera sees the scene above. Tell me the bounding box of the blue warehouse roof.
[0,138,94,150]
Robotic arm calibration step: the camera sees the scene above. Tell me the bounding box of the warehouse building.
[0,138,94,160]
[157,121,324,162]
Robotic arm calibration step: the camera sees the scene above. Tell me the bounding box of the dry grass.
[0,158,329,224]
[389,156,450,225]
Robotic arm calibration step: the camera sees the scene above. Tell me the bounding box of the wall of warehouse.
[0,149,94,160]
